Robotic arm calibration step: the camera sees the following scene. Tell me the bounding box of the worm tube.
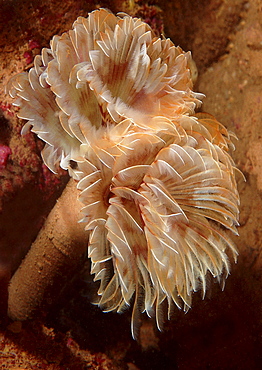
[8,179,88,321]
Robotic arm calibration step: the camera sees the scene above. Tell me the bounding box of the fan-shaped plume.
[7,8,239,339]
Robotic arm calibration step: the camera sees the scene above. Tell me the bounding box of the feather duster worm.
[7,9,239,338]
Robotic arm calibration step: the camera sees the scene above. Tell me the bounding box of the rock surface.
[0,0,261,369]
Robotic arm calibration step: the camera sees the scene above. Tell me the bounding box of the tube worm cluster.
[7,9,239,338]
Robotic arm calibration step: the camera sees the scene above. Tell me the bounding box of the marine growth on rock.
[8,8,239,338]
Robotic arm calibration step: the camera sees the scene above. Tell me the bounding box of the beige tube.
[8,179,88,321]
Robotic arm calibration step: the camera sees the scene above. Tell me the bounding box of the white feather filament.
[8,9,239,339]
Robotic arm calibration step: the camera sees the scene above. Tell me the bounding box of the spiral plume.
[8,8,239,338]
